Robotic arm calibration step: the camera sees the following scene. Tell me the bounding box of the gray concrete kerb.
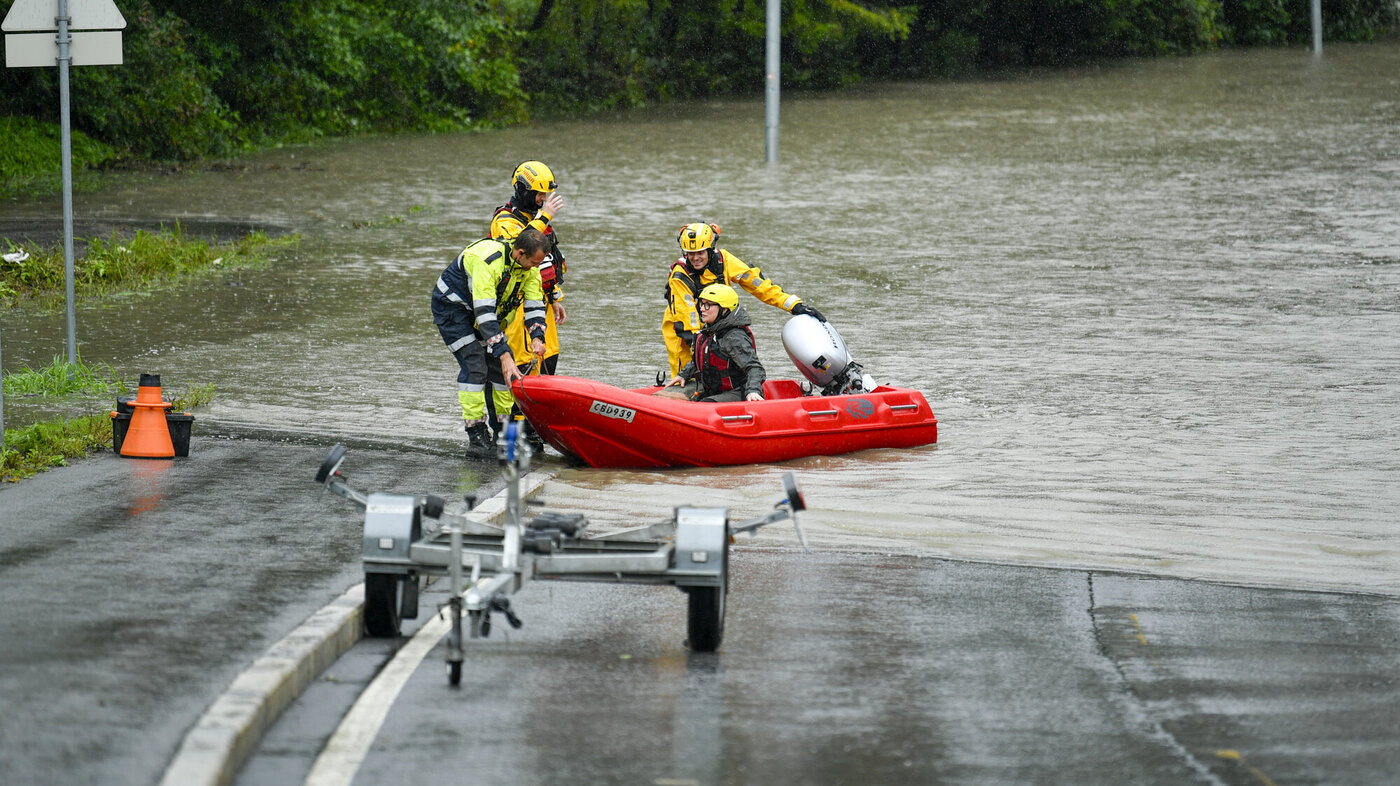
[158,468,557,786]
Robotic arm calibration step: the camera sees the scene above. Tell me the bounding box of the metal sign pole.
[764,0,779,164]
[1,312,6,452]
[58,0,78,366]
[1311,0,1323,54]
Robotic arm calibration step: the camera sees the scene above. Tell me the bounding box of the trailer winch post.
[447,524,465,685]
[500,422,530,574]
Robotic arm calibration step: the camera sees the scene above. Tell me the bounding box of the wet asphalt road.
[2,439,1398,785]
[242,551,1400,785]
[0,437,498,786]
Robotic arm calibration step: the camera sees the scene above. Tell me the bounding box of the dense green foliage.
[0,0,528,161]
[0,114,117,196]
[0,225,295,307]
[0,0,1393,179]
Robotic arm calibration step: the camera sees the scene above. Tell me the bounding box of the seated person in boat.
[662,221,826,378]
[664,284,766,402]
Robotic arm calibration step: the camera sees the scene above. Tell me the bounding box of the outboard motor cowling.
[782,315,877,396]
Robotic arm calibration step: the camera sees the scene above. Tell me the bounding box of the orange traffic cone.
[120,374,175,459]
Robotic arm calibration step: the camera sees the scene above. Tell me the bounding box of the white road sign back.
[4,0,126,68]
[3,0,127,31]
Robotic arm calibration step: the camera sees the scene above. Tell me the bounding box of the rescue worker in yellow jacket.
[431,229,551,458]
[662,222,826,377]
[490,160,566,452]
[492,160,567,375]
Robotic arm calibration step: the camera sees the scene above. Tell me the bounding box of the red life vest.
[695,325,756,394]
[493,204,565,300]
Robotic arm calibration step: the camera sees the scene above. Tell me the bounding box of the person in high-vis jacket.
[665,283,766,403]
[492,160,567,375]
[662,222,826,377]
[431,228,551,458]
[491,160,567,452]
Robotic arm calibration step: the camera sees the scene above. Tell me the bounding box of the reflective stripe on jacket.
[431,237,545,359]
[663,248,799,342]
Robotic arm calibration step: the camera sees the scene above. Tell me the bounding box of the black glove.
[792,303,826,322]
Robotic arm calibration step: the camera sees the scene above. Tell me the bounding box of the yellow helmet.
[697,283,739,311]
[512,161,557,194]
[678,222,720,253]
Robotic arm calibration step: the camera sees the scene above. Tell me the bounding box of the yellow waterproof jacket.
[492,204,564,366]
[433,237,547,359]
[662,249,801,375]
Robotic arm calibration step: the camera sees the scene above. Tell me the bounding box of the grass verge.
[1,355,215,482]
[0,415,114,482]
[1,222,297,308]
[2,354,125,397]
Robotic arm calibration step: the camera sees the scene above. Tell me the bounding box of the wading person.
[490,160,567,452]
[665,284,766,403]
[431,228,551,458]
[662,222,826,378]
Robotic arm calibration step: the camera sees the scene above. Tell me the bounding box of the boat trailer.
[314,424,809,685]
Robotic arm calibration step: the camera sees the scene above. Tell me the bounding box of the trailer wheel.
[364,573,403,637]
[686,528,730,652]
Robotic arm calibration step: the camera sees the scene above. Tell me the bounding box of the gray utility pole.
[4,0,127,366]
[1312,0,1323,54]
[765,0,780,164]
[58,0,76,365]
[1,312,5,452]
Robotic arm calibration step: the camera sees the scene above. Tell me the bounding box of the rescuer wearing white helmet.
[662,222,825,377]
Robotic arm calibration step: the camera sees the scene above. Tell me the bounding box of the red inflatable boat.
[512,375,938,468]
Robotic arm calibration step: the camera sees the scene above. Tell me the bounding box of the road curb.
[159,468,557,786]
[159,586,364,786]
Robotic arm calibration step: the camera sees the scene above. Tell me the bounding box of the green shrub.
[522,0,913,115]
[1221,0,1293,44]
[1104,0,1226,55]
[70,0,240,159]
[0,115,118,199]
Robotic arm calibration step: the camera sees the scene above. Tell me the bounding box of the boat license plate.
[589,400,636,423]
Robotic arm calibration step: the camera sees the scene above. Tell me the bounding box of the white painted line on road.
[303,469,558,786]
[158,467,556,786]
[304,610,451,786]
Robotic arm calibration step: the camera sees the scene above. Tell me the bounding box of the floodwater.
[3,42,1397,596]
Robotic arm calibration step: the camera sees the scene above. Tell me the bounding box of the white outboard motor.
[782,315,878,396]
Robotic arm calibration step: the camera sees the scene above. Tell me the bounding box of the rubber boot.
[523,420,546,456]
[465,422,495,460]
